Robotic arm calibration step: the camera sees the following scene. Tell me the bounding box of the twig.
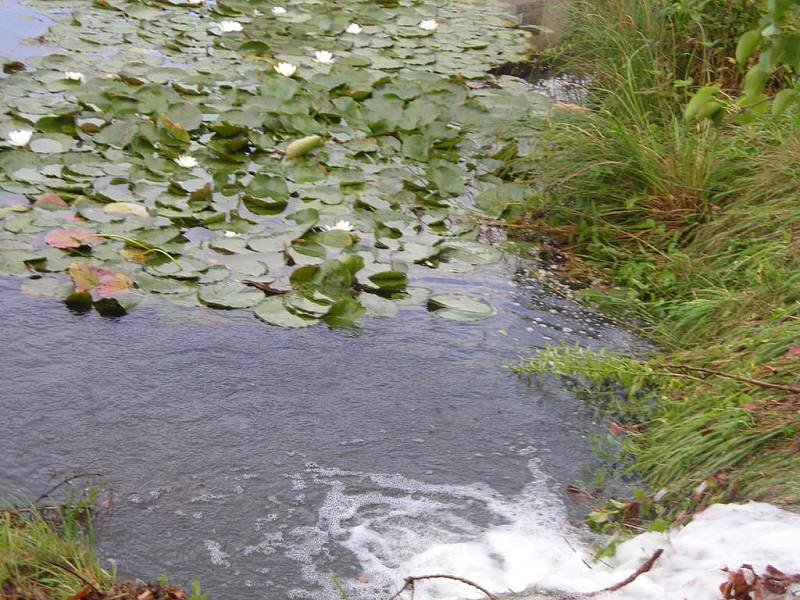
[36,472,104,503]
[586,549,663,595]
[389,575,500,600]
[392,549,664,600]
[552,548,664,599]
[561,535,593,570]
[658,364,800,394]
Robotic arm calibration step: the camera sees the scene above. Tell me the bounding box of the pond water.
[0,0,54,58]
[0,1,648,598]
[0,255,643,598]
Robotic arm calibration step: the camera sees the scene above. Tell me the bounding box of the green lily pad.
[254,296,318,328]
[198,281,265,309]
[427,293,496,321]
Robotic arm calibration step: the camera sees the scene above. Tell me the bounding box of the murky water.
[0,1,645,598]
[0,255,643,597]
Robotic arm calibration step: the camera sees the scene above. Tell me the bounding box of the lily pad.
[254,296,318,328]
[44,228,103,249]
[427,293,496,321]
[198,281,265,309]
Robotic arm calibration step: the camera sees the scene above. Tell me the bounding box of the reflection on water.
[0,0,53,59]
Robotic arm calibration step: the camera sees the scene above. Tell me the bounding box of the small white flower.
[313,50,335,64]
[323,220,353,232]
[174,155,198,168]
[223,230,240,238]
[345,23,363,34]
[218,20,243,33]
[419,19,438,31]
[271,6,287,14]
[64,71,85,82]
[7,130,33,147]
[274,62,297,77]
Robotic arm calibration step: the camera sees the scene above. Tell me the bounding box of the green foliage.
[520,0,800,526]
[0,501,112,599]
[558,0,758,115]
[0,0,542,327]
[188,580,209,600]
[691,0,800,118]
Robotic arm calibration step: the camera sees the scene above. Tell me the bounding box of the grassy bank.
[0,498,203,600]
[510,0,800,531]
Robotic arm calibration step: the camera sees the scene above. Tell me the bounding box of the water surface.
[0,256,640,598]
[0,1,644,598]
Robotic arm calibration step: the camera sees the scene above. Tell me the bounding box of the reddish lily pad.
[34,193,69,209]
[68,262,133,297]
[45,228,104,249]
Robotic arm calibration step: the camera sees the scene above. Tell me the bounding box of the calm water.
[0,0,53,59]
[0,2,642,598]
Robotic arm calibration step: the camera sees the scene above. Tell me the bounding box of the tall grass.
[0,502,112,599]
[516,0,800,524]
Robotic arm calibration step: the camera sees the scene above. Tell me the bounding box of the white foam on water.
[606,502,800,600]
[287,463,800,599]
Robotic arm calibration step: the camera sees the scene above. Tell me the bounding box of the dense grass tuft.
[0,501,111,599]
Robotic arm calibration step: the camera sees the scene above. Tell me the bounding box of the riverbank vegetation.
[511,0,800,531]
[0,496,201,600]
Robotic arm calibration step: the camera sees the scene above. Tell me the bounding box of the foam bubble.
[284,464,800,600]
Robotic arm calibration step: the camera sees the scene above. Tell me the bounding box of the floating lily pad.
[253,296,318,328]
[198,281,265,309]
[427,293,496,321]
[104,202,149,218]
[0,0,536,327]
[44,228,103,249]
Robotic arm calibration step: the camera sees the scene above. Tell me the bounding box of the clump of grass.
[0,497,209,600]
[510,0,800,527]
[0,500,112,599]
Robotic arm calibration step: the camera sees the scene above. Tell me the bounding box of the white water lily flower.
[64,71,85,82]
[218,20,243,33]
[271,6,287,14]
[274,62,297,77]
[223,230,240,238]
[313,50,335,64]
[345,23,363,34]
[419,19,438,31]
[323,220,353,232]
[174,155,198,168]
[7,130,33,147]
